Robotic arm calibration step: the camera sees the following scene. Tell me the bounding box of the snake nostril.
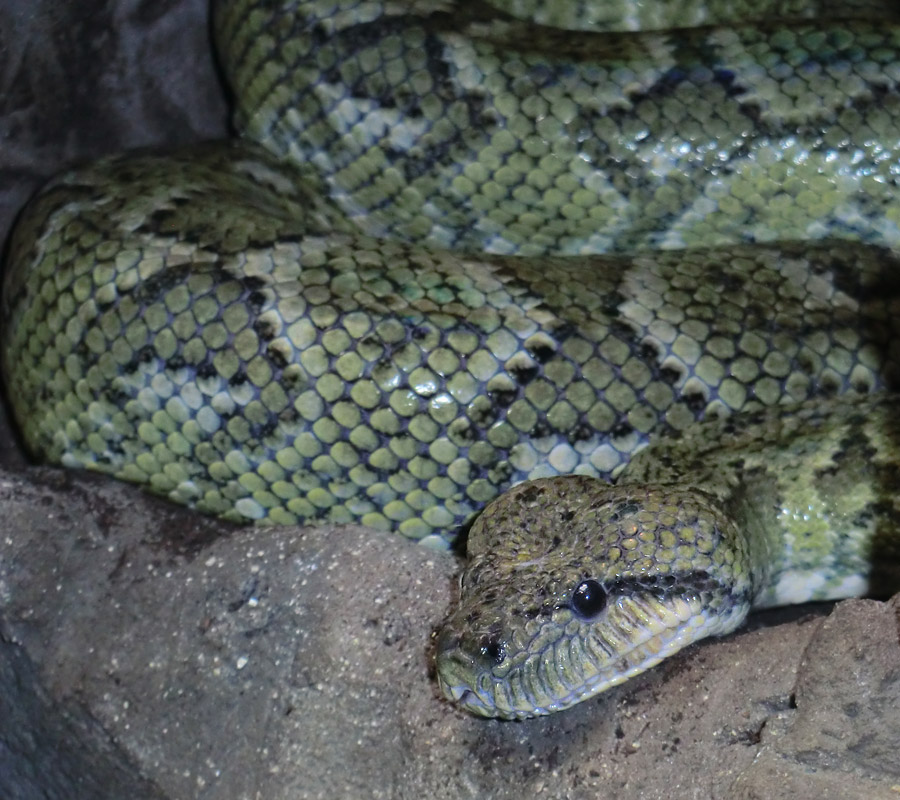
[435,628,461,658]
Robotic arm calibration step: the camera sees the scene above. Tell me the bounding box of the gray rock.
[0,636,167,800]
[0,0,227,248]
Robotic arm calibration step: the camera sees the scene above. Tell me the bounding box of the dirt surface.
[1,2,900,799]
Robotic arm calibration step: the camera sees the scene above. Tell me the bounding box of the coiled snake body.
[3,0,900,718]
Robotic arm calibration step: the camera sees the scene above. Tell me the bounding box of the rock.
[730,598,900,800]
[0,0,227,248]
[0,636,167,800]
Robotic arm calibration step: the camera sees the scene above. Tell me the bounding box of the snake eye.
[571,579,607,619]
[480,636,505,665]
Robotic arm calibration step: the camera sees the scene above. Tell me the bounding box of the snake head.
[435,476,754,719]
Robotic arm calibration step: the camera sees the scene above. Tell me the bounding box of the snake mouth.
[445,685,493,716]
[435,638,491,716]
[436,587,754,720]
[436,668,496,717]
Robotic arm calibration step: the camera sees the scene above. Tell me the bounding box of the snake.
[3,0,900,718]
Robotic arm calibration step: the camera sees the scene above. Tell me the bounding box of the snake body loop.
[214,1,900,255]
[3,0,900,717]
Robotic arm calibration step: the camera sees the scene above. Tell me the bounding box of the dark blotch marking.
[196,363,218,380]
[266,345,289,369]
[530,420,552,439]
[514,483,545,505]
[138,345,155,364]
[453,421,479,444]
[682,392,706,413]
[659,366,682,385]
[259,420,279,439]
[527,342,556,364]
[107,387,131,406]
[608,502,639,522]
[137,208,179,236]
[713,68,746,98]
[610,319,637,342]
[491,461,513,483]
[601,289,626,316]
[248,291,267,313]
[818,378,840,396]
[468,405,497,428]
[639,341,660,362]
[605,569,742,605]
[254,319,275,341]
[488,387,517,408]
[567,422,594,444]
[611,421,633,439]
[509,362,539,384]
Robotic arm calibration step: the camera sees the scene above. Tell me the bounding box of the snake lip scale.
[3,0,900,718]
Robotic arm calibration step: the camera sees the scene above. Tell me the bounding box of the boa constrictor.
[3,0,900,718]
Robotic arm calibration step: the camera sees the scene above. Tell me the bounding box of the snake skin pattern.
[215,2,900,256]
[487,0,897,32]
[3,0,900,716]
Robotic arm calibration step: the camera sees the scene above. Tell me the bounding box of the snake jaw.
[436,584,751,719]
[433,631,499,718]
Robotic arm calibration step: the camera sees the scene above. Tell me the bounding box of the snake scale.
[4,0,900,718]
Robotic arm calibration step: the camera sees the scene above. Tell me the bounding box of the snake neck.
[624,394,900,609]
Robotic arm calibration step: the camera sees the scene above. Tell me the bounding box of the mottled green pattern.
[3,0,900,718]
[5,144,900,542]
[488,0,896,32]
[215,2,900,255]
[623,396,900,607]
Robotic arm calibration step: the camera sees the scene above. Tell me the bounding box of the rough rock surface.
[1,1,899,799]
[0,0,227,247]
[0,634,167,800]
